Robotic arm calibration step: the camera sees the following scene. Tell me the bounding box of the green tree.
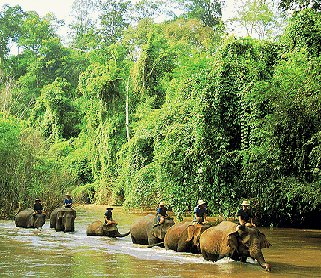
[231,0,282,39]
[176,0,224,28]
[29,78,80,141]
[17,11,58,52]
[0,5,24,64]
[99,0,132,46]
[69,0,100,50]
[279,0,321,11]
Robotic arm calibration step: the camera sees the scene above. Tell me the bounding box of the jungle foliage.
[1,1,321,227]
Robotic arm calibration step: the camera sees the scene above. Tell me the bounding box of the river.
[0,205,320,277]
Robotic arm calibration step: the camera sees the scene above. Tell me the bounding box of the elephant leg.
[202,250,219,262]
[177,243,191,253]
[131,235,137,244]
[148,237,159,246]
[56,217,63,231]
[240,256,247,263]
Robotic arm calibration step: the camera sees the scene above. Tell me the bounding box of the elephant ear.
[186,225,195,242]
[227,232,239,249]
[193,225,203,238]
[57,210,64,218]
[152,226,161,239]
[258,232,271,248]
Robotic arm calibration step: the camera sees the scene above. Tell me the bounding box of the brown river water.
[0,205,321,278]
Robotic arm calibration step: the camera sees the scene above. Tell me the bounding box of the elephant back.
[164,222,190,251]
[15,208,34,228]
[130,214,155,244]
[86,220,104,236]
[200,221,237,256]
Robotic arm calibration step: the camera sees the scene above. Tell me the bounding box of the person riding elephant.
[193,200,208,224]
[50,207,76,232]
[155,201,168,226]
[15,208,46,229]
[237,200,255,227]
[33,199,43,214]
[104,207,117,225]
[130,214,175,247]
[86,220,130,237]
[164,222,212,253]
[63,193,73,208]
[199,221,271,271]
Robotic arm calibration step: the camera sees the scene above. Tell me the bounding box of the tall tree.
[18,11,57,52]
[69,0,100,50]
[231,0,282,39]
[0,5,24,64]
[279,0,321,11]
[176,0,224,28]
[99,0,132,46]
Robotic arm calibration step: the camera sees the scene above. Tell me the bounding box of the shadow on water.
[269,261,321,276]
[1,205,321,277]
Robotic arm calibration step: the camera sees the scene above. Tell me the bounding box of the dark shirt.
[193,206,207,222]
[64,198,72,207]
[157,207,167,217]
[104,210,113,221]
[34,203,43,213]
[237,208,252,223]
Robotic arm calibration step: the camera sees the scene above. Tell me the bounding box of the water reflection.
[0,205,320,277]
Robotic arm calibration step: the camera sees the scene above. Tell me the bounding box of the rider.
[193,200,207,224]
[237,200,255,228]
[104,207,116,225]
[33,198,43,214]
[64,193,73,208]
[155,201,168,226]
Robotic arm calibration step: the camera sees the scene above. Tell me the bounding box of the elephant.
[130,214,175,247]
[50,207,76,232]
[164,222,212,253]
[199,221,271,271]
[15,208,46,229]
[86,220,130,237]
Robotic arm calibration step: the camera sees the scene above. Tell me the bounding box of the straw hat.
[241,200,250,206]
[159,201,165,206]
[65,193,71,196]
[198,200,206,206]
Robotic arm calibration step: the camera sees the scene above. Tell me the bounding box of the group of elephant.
[15,209,271,271]
[15,207,76,232]
[129,214,271,271]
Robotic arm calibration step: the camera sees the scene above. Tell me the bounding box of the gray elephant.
[130,214,175,247]
[164,222,211,253]
[199,221,271,271]
[50,207,76,232]
[86,220,130,237]
[15,208,46,229]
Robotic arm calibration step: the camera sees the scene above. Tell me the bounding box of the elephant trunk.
[254,250,271,272]
[115,231,130,238]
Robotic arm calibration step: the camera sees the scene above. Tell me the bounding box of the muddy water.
[0,205,321,277]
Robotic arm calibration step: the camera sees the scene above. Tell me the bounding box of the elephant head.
[55,208,76,232]
[185,224,210,252]
[15,208,45,229]
[228,225,271,271]
[62,208,76,232]
[33,213,46,229]
[50,208,60,228]
[152,217,175,240]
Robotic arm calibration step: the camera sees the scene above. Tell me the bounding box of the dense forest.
[1,0,321,228]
